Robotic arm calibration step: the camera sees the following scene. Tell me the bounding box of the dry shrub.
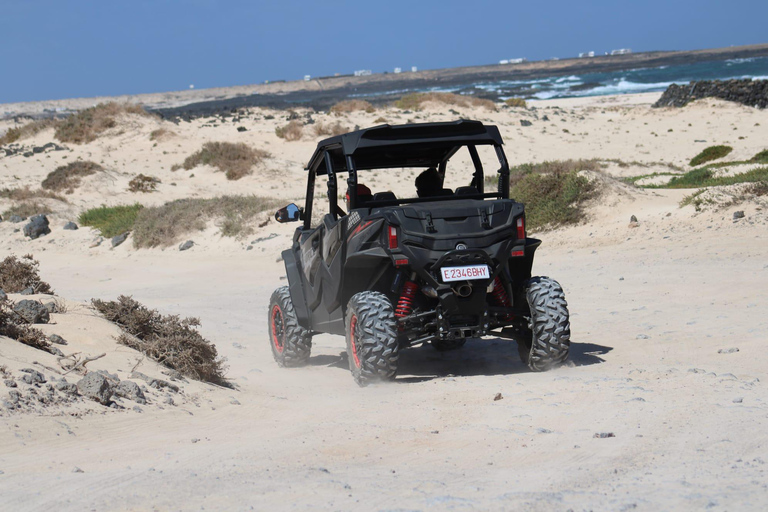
[0,118,59,145]
[41,161,103,193]
[91,295,227,385]
[2,201,50,218]
[0,254,54,294]
[0,186,65,202]
[505,97,527,108]
[313,121,348,137]
[0,295,51,351]
[330,100,375,115]
[395,92,497,111]
[744,181,768,196]
[128,174,160,193]
[55,102,154,144]
[373,116,388,124]
[131,195,283,248]
[275,120,304,141]
[508,159,602,186]
[174,142,268,180]
[149,128,174,141]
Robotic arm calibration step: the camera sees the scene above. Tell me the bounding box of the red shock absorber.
[490,276,514,320]
[395,280,418,318]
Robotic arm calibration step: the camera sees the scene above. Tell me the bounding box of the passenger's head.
[345,183,372,210]
[415,167,441,198]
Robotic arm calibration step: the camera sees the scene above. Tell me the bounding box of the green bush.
[750,149,768,163]
[78,204,144,238]
[505,97,527,108]
[689,145,732,167]
[665,166,768,189]
[509,168,595,231]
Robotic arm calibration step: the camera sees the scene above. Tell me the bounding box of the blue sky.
[2,0,766,103]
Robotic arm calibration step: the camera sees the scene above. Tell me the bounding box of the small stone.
[630,215,638,223]
[9,215,25,223]
[89,237,103,248]
[493,392,503,401]
[619,277,624,281]
[43,301,57,314]
[55,380,78,395]
[49,334,68,345]
[0,290,6,300]
[179,240,194,251]
[19,287,34,295]
[636,334,650,340]
[76,372,115,405]
[237,126,247,132]
[733,211,745,220]
[718,347,739,354]
[594,432,616,439]
[542,115,550,121]
[72,467,84,473]
[23,214,51,239]
[733,397,743,404]
[63,221,78,230]
[520,119,533,127]
[537,428,553,434]
[230,399,241,405]
[132,405,143,413]
[47,346,64,357]
[114,381,146,404]
[19,368,46,384]
[4,380,17,388]
[13,300,50,324]
[191,438,200,443]
[111,232,129,248]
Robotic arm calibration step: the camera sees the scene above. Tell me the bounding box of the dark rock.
[520,119,533,127]
[47,346,64,357]
[653,79,768,109]
[130,371,179,392]
[733,211,745,220]
[49,334,68,345]
[111,232,129,247]
[4,379,17,388]
[114,381,146,404]
[19,368,46,384]
[55,379,78,395]
[32,146,45,154]
[76,372,115,405]
[9,215,25,223]
[718,347,739,354]
[23,214,51,239]
[44,301,57,314]
[179,240,194,251]
[237,126,247,132]
[19,287,34,295]
[0,290,6,300]
[542,115,550,121]
[13,300,50,324]
[63,221,78,230]
[630,215,638,223]
[594,432,616,439]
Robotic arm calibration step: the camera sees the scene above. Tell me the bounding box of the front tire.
[345,291,399,386]
[522,276,570,371]
[268,286,312,367]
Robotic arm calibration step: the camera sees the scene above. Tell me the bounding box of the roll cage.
[301,120,511,229]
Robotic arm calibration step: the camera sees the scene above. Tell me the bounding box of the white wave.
[726,57,756,65]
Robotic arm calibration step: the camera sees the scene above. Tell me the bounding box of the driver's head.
[345,183,372,210]
[416,167,441,197]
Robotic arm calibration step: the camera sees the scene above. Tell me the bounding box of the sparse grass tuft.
[131,195,283,248]
[41,161,103,193]
[149,128,174,141]
[78,204,144,238]
[395,92,497,111]
[2,201,50,218]
[0,254,54,294]
[275,120,304,141]
[750,149,768,163]
[505,97,527,108]
[128,174,160,193]
[175,142,269,180]
[330,100,375,115]
[91,295,227,385]
[664,166,768,189]
[0,118,59,145]
[689,145,732,167]
[54,102,154,144]
[0,186,65,202]
[313,121,348,138]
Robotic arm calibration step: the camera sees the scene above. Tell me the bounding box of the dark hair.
[415,167,441,197]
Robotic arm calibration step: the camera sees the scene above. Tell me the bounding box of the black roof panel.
[307,120,503,174]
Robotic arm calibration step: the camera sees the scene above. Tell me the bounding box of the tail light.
[388,225,399,250]
[516,217,525,240]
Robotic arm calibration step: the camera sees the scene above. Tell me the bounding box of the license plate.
[440,265,490,282]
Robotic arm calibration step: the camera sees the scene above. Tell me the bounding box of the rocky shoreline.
[653,78,768,109]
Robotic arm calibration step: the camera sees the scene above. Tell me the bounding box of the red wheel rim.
[349,315,361,368]
[271,305,284,353]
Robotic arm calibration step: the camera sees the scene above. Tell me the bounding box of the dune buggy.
[269,120,570,385]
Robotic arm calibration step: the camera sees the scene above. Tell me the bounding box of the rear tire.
[345,291,399,386]
[523,276,570,371]
[268,286,312,367]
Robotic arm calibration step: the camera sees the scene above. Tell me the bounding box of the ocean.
[400,56,768,101]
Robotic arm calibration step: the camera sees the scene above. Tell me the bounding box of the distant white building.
[354,69,372,77]
[499,59,509,65]
[411,66,418,72]
[509,58,526,64]
[579,51,595,58]
[610,48,632,56]
[304,75,311,81]
[394,67,402,74]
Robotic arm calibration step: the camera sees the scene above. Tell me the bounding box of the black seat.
[372,191,397,202]
[455,186,479,195]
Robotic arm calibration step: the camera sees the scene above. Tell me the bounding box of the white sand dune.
[1,92,767,510]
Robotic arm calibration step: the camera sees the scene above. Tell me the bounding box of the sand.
[1,92,767,511]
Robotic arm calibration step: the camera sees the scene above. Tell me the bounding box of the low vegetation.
[664,166,768,189]
[2,201,51,218]
[91,295,227,385]
[0,295,51,351]
[488,160,599,231]
[0,186,65,202]
[41,161,103,193]
[313,121,347,137]
[128,174,160,193]
[54,102,154,144]
[78,204,144,238]
[0,119,59,145]
[504,97,527,108]
[395,92,497,111]
[689,145,732,167]
[330,100,375,115]
[149,128,174,141]
[750,149,768,163]
[0,254,54,294]
[131,195,283,248]
[275,120,304,141]
[174,141,269,180]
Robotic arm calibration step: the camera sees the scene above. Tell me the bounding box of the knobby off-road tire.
[268,286,312,367]
[345,291,399,386]
[522,276,570,371]
[431,338,467,351]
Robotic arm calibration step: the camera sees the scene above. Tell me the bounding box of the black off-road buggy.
[269,120,570,385]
